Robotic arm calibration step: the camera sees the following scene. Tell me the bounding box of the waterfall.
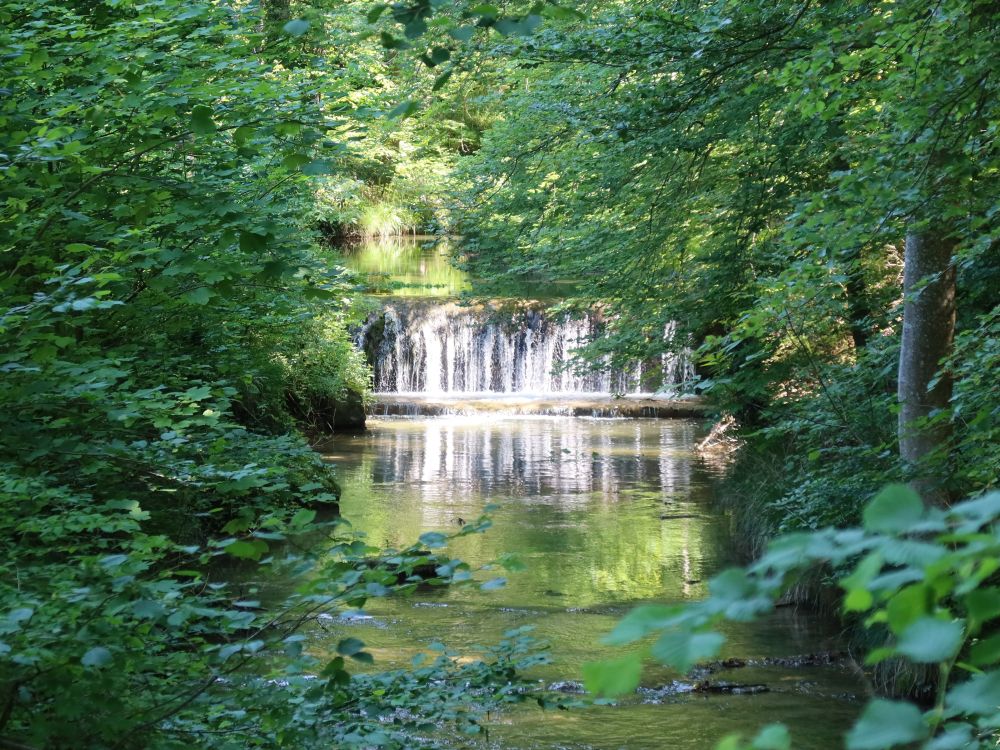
[354,300,694,395]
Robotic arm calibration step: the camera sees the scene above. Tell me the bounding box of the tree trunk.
[897,228,956,504]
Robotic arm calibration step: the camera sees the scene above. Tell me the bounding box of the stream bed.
[317,415,863,749]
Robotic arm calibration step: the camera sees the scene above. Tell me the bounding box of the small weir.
[354,299,694,398]
[370,393,706,419]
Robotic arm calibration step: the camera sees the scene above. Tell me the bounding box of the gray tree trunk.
[897,228,956,504]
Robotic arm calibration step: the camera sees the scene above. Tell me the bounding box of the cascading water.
[354,299,694,396]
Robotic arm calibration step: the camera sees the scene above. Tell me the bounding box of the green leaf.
[950,492,1000,526]
[380,31,408,49]
[223,539,268,560]
[302,159,335,175]
[259,260,289,280]
[432,69,454,91]
[81,646,112,668]
[291,508,316,527]
[863,647,896,666]
[841,551,883,606]
[367,4,388,23]
[650,630,725,673]
[239,231,268,252]
[337,637,365,656]
[185,287,212,305]
[715,736,743,750]
[494,19,522,35]
[863,484,924,533]
[844,587,874,612]
[497,553,526,572]
[521,14,542,33]
[282,153,310,170]
[923,726,975,750]
[449,26,475,41]
[8,608,33,624]
[582,652,642,697]
[418,531,447,548]
[708,568,755,602]
[751,724,791,750]
[404,18,427,39]
[132,600,165,619]
[965,588,1000,623]
[190,105,216,135]
[969,633,1000,665]
[605,604,683,645]
[542,4,584,20]
[427,46,450,66]
[885,584,928,634]
[896,618,963,663]
[233,125,254,145]
[845,700,928,749]
[946,672,1000,716]
[880,539,946,567]
[387,100,419,120]
[282,19,309,36]
[184,385,212,401]
[480,577,507,591]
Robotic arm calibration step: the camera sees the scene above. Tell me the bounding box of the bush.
[588,485,1000,749]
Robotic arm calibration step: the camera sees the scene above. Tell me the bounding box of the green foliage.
[592,485,1000,748]
[0,0,546,746]
[451,0,999,532]
[0,455,535,747]
[582,652,643,698]
[359,201,422,238]
[716,725,791,750]
[2,0,996,744]
[949,309,1000,489]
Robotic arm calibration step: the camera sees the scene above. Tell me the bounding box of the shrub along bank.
[0,0,536,746]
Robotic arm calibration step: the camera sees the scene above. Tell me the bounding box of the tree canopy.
[1,0,998,747]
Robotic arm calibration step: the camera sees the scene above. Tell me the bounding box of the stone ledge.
[369,393,707,419]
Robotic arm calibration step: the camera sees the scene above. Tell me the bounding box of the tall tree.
[898,228,956,502]
[452,0,998,521]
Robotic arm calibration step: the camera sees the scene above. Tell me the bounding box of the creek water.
[318,239,862,748]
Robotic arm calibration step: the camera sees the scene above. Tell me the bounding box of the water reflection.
[367,417,697,498]
[338,237,469,297]
[325,417,723,606]
[319,416,860,749]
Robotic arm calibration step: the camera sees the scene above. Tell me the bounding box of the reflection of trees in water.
[341,237,468,298]
[370,419,696,499]
[331,418,728,605]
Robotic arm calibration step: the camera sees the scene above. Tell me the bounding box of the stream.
[316,238,863,748]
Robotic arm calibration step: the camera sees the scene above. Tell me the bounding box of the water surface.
[340,237,469,297]
[320,416,861,749]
